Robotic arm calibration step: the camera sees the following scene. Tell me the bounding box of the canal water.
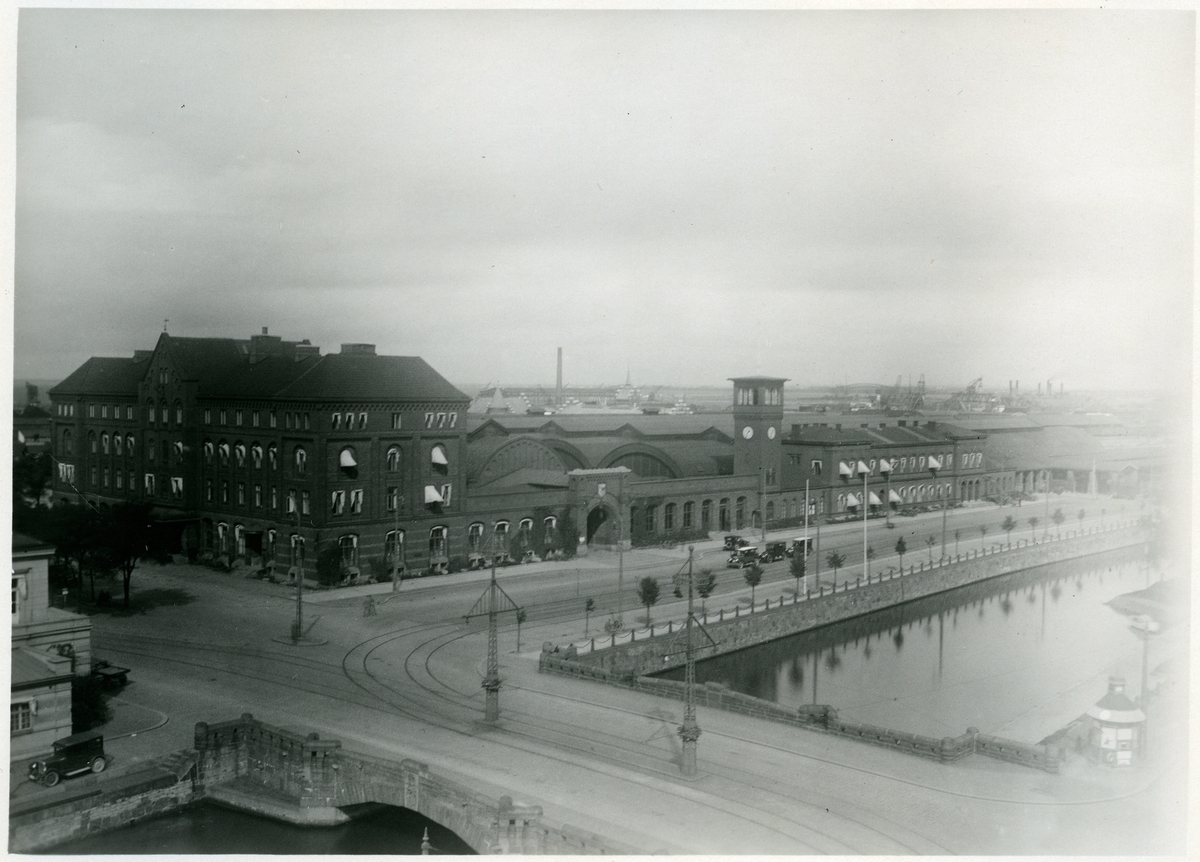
[41,802,475,855]
[661,546,1162,743]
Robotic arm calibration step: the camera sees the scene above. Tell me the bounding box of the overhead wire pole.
[466,529,522,722]
[668,546,717,778]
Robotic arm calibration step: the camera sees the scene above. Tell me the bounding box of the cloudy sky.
[11,9,1194,392]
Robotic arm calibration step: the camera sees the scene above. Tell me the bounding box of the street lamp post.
[466,527,521,722]
[858,460,870,580]
[802,480,810,593]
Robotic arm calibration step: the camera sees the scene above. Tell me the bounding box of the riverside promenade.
[15,506,1186,855]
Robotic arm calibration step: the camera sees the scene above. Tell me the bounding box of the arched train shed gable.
[472,437,572,486]
[598,443,683,479]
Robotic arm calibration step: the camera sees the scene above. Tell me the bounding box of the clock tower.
[730,376,787,488]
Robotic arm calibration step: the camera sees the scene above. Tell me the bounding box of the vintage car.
[786,537,815,558]
[726,546,760,568]
[723,535,750,551]
[90,660,131,690]
[27,730,109,787]
[760,541,789,562]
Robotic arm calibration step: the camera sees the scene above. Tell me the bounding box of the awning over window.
[928,455,942,471]
[339,449,357,468]
[838,461,853,478]
[868,491,883,506]
[845,492,860,507]
[424,485,444,504]
[431,446,448,466]
[856,460,871,475]
[888,489,903,503]
[878,458,892,473]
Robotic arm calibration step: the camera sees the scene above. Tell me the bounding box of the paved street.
[28,493,1183,855]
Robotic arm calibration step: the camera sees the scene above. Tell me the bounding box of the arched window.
[217,522,229,553]
[160,402,169,425]
[267,443,277,470]
[89,432,97,454]
[701,500,713,530]
[266,529,277,562]
[386,446,402,471]
[202,440,213,465]
[682,501,694,529]
[290,534,306,569]
[493,521,510,555]
[126,434,135,454]
[339,534,359,568]
[216,440,230,465]
[173,440,184,465]
[385,530,405,571]
[339,446,358,477]
[644,505,657,533]
[543,516,557,547]
[429,526,449,562]
[234,443,246,468]
[517,518,534,551]
[235,524,246,558]
[251,443,262,469]
[718,498,730,531]
[147,402,156,424]
[61,429,73,455]
[101,433,110,455]
[147,437,156,462]
[766,501,775,521]
[468,522,485,554]
[175,401,183,425]
[114,433,123,456]
[294,446,307,475]
[663,503,675,531]
[735,497,746,529]
[837,493,846,512]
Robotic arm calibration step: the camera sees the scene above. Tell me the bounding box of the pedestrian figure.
[391,569,403,593]
[362,595,376,617]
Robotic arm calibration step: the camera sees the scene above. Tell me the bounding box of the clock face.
[742,426,754,439]
[767,426,776,439]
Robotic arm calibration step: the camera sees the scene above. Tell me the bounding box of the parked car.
[27,730,109,787]
[723,535,750,551]
[760,541,788,562]
[786,537,815,558]
[90,660,130,690]
[726,546,760,568]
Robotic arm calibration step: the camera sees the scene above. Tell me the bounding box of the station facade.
[50,332,990,579]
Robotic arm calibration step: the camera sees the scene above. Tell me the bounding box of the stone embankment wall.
[555,522,1143,678]
[11,715,638,854]
[538,660,1061,773]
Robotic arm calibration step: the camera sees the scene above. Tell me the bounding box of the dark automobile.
[91,660,130,690]
[726,546,759,568]
[760,541,788,562]
[28,730,109,787]
[723,535,750,551]
[786,537,815,558]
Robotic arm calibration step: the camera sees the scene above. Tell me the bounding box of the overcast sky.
[11,9,1194,392]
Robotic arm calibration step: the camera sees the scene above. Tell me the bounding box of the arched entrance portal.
[587,503,619,545]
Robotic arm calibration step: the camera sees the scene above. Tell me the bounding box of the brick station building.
[49,331,990,580]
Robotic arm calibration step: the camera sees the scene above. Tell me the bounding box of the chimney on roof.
[250,328,283,364]
[339,344,376,355]
[295,343,321,361]
[898,420,906,427]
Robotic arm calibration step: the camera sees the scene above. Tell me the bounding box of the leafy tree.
[1027,516,1039,541]
[788,551,806,594]
[102,502,153,609]
[925,534,937,563]
[953,529,961,556]
[72,676,111,733]
[48,504,104,610]
[825,550,846,581]
[637,576,660,626]
[894,536,907,570]
[743,564,763,605]
[1052,507,1065,537]
[13,450,52,505]
[695,568,718,615]
[1001,515,1017,548]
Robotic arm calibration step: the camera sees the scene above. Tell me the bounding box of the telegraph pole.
[466,529,521,722]
[679,548,700,776]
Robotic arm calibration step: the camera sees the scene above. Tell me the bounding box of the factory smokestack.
[556,347,563,408]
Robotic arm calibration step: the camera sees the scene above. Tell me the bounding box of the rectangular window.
[90,466,97,485]
[811,460,823,476]
[332,490,346,514]
[350,489,363,514]
[301,490,310,515]
[221,480,229,503]
[204,408,212,425]
[148,406,155,423]
[285,413,292,429]
[359,412,367,429]
[303,414,310,430]
[127,470,134,489]
[145,473,156,496]
[271,486,278,509]
[332,413,341,430]
[205,479,213,501]
[115,471,123,490]
[235,410,243,426]
[252,411,260,428]
[162,407,169,424]
[102,468,110,488]
[440,483,452,508]
[386,486,398,512]
[346,413,355,431]
[270,411,277,428]
[11,702,31,733]
[448,412,458,428]
[287,490,296,514]
[392,413,402,430]
[254,484,262,507]
[237,482,246,505]
[101,405,108,419]
[425,412,434,429]
[220,409,227,425]
[89,405,96,418]
[436,412,447,428]
[172,477,184,499]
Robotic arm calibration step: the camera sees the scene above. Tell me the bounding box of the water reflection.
[660,546,1150,741]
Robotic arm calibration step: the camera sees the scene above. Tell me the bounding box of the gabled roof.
[50,356,148,397]
[275,354,469,403]
[163,337,320,398]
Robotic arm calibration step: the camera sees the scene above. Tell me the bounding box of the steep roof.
[164,337,320,398]
[50,357,148,397]
[466,413,734,439]
[275,354,469,403]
